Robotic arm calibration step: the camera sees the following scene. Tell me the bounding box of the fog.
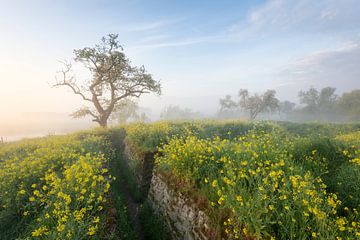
[1,1,360,141]
[0,112,95,141]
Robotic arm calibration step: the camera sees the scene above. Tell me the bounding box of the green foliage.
[334,163,360,209]
[219,89,280,119]
[139,201,171,240]
[337,89,360,121]
[2,120,360,239]
[156,130,358,239]
[278,121,360,137]
[124,120,278,154]
[0,134,114,239]
[291,137,348,174]
[54,34,161,127]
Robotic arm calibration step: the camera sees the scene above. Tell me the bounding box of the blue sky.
[1,0,360,118]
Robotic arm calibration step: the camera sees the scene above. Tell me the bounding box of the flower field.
[0,131,117,239]
[125,121,360,239]
[1,121,360,239]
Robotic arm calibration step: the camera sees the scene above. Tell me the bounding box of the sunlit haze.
[1,0,360,139]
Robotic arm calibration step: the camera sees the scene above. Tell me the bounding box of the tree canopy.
[219,89,280,120]
[338,89,360,121]
[54,34,161,127]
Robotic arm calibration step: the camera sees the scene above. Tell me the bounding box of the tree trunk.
[98,116,108,128]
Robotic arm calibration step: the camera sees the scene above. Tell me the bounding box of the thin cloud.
[131,35,230,49]
[228,0,360,39]
[278,40,360,91]
[135,34,169,44]
[120,18,182,32]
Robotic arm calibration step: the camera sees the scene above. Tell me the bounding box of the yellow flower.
[57,224,65,232]
[93,216,100,223]
[218,196,225,205]
[32,226,48,237]
[87,226,97,236]
[18,189,26,195]
[211,180,218,188]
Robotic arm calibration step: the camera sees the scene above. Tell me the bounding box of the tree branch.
[54,61,92,102]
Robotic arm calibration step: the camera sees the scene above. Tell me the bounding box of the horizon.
[1,0,360,139]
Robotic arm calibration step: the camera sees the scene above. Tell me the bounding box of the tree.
[238,89,279,119]
[219,95,237,111]
[279,100,296,118]
[218,95,242,119]
[160,105,202,120]
[110,99,143,124]
[337,89,360,121]
[298,87,337,120]
[298,87,320,114]
[54,34,161,127]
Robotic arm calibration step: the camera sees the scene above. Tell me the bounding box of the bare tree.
[54,34,161,127]
[219,95,237,111]
[238,89,279,120]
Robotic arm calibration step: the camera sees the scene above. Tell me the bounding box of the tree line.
[218,87,360,122]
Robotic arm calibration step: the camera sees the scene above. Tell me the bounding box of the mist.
[1,0,360,141]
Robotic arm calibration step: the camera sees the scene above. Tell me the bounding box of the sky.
[1,0,360,123]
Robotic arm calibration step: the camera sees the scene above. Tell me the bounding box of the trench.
[108,131,169,240]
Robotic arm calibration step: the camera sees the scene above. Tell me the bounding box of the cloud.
[130,35,229,49]
[120,18,181,32]
[229,0,360,38]
[128,1,360,53]
[135,34,169,44]
[278,40,360,91]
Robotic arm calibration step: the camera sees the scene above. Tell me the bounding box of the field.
[0,120,359,239]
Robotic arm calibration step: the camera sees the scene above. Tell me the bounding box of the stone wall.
[148,173,215,240]
[123,142,215,240]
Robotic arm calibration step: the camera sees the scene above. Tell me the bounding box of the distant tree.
[110,99,143,124]
[160,105,202,120]
[279,100,296,118]
[238,89,280,120]
[337,89,360,121]
[218,95,242,118]
[54,34,161,127]
[318,87,337,109]
[298,87,337,120]
[298,87,320,114]
[219,95,237,111]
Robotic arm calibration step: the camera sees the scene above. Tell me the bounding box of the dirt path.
[117,172,146,240]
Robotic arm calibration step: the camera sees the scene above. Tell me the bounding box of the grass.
[1,121,359,239]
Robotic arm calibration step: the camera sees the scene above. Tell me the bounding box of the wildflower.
[87,226,97,236]
[18,189,26,195]
[32,226,48,237]
[211,180,218,188]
